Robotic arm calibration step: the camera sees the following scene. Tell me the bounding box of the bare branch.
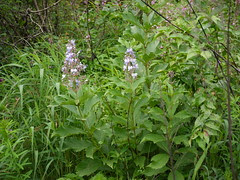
[29,0,62,13]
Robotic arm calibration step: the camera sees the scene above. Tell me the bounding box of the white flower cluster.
[62,40,87,88]
[123,48,138,79]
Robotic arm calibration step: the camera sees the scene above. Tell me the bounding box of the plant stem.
[226,1,237,179]
[166,131,175,180]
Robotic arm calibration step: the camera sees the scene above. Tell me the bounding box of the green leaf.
[83,95,99,115]
[143,166,168,176]
[76,158,101,177]
[90,173,107,180]
[206,101,215,110]
[86,146,97,159]
[201,51,212,60]
[187,49,198,60]
[63,138,92,152]
[192,143,211,180]
[141,133,165,144]
[168,170,184,180]
[122,12,141,27]
[148,153,169,169]
[62,105,80,116]
[54,126,85,137]
[174,110,191,119]
[134,156,146,168]
[132,77,145,92]
[131,26,145,44]
[146,39,159,55]
[174,151,196,169]
[155,63,168,73]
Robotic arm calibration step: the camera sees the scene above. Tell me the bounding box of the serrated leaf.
[134,156,146,168]
[148,153,169,169]
[76,158,101,177]
[54,126,85,137]
[62,105,80,116]
[86,146,97,159]
[141,133,165,144]
[63,138,91,152]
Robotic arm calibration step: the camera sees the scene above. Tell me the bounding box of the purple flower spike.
[123,48,138,79]
[61,40,87,89]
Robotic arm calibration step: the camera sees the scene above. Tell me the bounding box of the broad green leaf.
[131,26,145,44]
[111,115,126,125]
[173,135,189,145]
[62,105,80,116]
[83,95,99,115]
[155,63,168,73]
[54,126,85,137]
[192,143,211,180]
[168,170,184,180]
[143,13,150,29]
[122,12,141,27]
[76,158,101,177]
[149,107,166,123]
[142,120,153,132]
[63,138,91,152]
[86,146,97,159]
[102,158,117,169]
[141,133,165,144]
[90,173,107,180]
[146,40,159,55]
[211,15,221,25]
[187,49,198,60]
[135,0,149,12]
[143,166,168,176]
[174,151,196,169]
[205,122,219,131]
[174,110,191,119]
[201,51,212,60]
[206,101,215,110]
[132,77,145,92]
[148,153,169,169]
[134,156,146,168]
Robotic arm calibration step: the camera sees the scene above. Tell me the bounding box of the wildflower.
[123,48,138,80]
[102,0,107,6]
[61,39,87,89]
[151,0,156,5]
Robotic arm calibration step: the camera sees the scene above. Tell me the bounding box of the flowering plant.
[61,40,87,89]
[123,48,138,81]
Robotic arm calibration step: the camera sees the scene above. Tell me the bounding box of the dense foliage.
[0,0,240,179]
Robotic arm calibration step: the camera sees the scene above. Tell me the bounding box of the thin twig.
[86,0,96,61]
[28,13,44,33]
[28,0,62,13]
